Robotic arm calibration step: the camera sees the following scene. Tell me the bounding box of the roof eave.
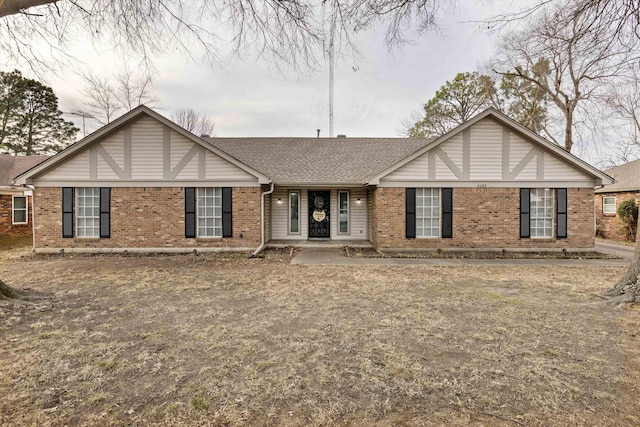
[595,186,640,194]
[272,181,366,187]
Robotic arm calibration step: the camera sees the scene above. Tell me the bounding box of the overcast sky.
[7,0,614,164]
[41,1,512,138]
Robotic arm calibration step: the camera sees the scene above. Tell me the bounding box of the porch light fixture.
[277,198,283,204]
[356,198,361,204]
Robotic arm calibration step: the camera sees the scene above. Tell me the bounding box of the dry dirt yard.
[0,246,639,427]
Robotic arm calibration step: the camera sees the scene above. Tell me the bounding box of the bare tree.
[494,2,638,153]
[115,70,156,112]
[172,108,216,136]
[79,72,120,125]
[491,0,640,304]
[608,73,640,142]
[78,69,158,125]
[601,71,640,303]
[597,70,640,165]
[0,1,449,74]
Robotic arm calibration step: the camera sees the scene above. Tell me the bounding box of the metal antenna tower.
[328,21,335,138]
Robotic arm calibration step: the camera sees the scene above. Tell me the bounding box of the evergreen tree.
[407,71,549,139]
[0,70,78,155]
[408,72,495,138]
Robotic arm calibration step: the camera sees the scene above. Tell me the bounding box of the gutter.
[252,182,275,257]
[21,185,36,251]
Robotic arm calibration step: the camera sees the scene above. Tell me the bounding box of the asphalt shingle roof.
[206,137,432,184]
[0,155,49,187]
[596,158,640,193]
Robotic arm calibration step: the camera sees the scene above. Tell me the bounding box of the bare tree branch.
[0,1,450,74]
[494,1,639,152]
[78,69,159,125]
[171,108,216,137]
[0,0,58,17]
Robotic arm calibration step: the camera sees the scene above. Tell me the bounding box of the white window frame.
[416,188,441,238]
[12,195,28,225]
[76,188,100,238]
[530,188,554,238]
[197,187,222,238]
[602,196,617,214]
[288,190,301,235]
[338,190,350,234]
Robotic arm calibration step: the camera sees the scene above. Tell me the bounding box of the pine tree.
[407,71,550,139]
[0,70,78,155]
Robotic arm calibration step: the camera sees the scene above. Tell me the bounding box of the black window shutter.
[556,188,567,239]
[441,188,453,238]
[99,188,111,238]
[62,187,74,238]
[185,187,196,238]
[520,188,530,238]
[222,187,233,238]
[406,188,416,239]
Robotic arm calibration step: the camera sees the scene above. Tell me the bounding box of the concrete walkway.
[291,247,632,266]
[595,240,634,260]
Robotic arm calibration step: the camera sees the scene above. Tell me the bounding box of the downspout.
[26,185,36,252]
[252,182,274,257]
[594,184,604,237]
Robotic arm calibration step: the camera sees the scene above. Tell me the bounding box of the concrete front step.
[266,240,373,249]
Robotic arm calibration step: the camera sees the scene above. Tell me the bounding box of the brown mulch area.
[346,246,619,259]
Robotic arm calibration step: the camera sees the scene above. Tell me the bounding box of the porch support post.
[252,183,275,257]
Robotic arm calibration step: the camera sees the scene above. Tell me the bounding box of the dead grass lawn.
[0,248,639,426]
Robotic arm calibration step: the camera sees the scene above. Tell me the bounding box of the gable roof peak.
[366,107,613,186]
[14,105,270,184]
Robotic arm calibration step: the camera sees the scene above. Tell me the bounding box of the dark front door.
[308,190,330,238]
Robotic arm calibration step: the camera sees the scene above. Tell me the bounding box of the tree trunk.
[564,110,573,152]
[0,278,48,302]
[0,278,29,300]
[605,216,640,303]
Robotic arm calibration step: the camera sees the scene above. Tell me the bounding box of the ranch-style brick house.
[0,154,49,237]
[595,158,640,239]
[14,105,613,254]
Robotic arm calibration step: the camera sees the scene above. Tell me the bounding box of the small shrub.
[595,217,606,238]
[617,198,639,241]
[190,395,210,411]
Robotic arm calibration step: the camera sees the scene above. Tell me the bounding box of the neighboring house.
[14,106,613,253]
[595,158,640,239]
[0,155,49,237]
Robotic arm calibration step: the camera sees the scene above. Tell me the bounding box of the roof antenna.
[317,129,320,138]
[328,18,335,137]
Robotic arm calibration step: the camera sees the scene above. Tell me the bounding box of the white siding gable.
[468,118,502,180]
[38,150,91,181]
[130,116,163,180]
[97,131,125,180]
[544,153,590,180]
[380,117,595,187]
[34,116,258,186]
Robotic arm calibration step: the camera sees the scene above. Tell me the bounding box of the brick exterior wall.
[0,194,33,237]
[371,187,595,249]
[34,187,261,250]
[595,191,640,239]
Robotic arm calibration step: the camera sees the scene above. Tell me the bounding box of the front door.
[308,190,330,238]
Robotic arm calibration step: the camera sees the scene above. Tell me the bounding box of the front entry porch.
[269,186,369,242]
[266,239,373,248]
